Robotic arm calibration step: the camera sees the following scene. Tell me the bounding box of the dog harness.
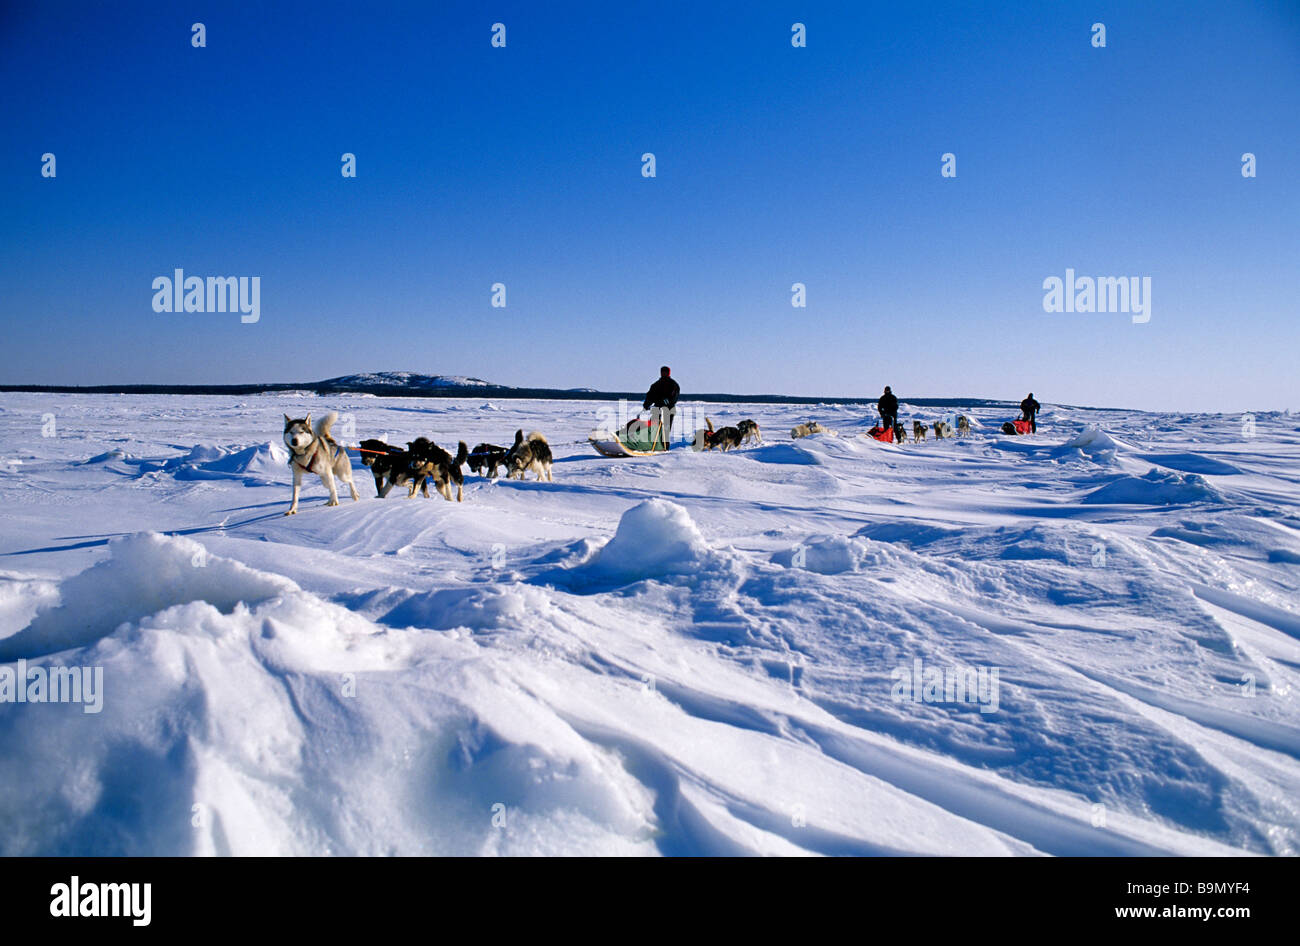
[290,439,320,474]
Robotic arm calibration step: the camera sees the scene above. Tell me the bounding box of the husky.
[893,423,907,443]
[406,437,469,501]
[791,421,832,439]
[358,438,411,497]
[933,421,954,440]
[736,419,762,445]
[912,420,927,443]
[467,442,509,479]
[956,415,971,436]
[505,430,553,482]
[283,412,359,515]
[703,416,743,451]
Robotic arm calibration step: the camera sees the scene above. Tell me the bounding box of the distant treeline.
[0,381,1015,409]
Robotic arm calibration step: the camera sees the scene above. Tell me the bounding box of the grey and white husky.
[283,411,359,515]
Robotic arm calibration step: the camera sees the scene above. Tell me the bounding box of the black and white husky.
[467,442,509,479]
[504,430,553,482]
[283,411,359,515]
[406,437,469,502]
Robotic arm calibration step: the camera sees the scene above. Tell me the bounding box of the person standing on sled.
[643,366,680,448]
[878,385,899,433]
[1020,393,1041,433]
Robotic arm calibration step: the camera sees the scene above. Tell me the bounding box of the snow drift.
[1082,468,1223,505]
[155,442,289,483]
[0,533,295,661]
[1056,425,1123,463]
[564,500,724,587]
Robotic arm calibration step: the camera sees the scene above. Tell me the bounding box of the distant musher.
[643,366,680,447]
[1020,392,1041,433]
[878,386,899,432]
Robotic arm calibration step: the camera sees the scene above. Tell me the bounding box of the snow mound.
[0,577,59,641]
[158,442,289,483]
[0,533,296,661]
[1082,468,1224,505]
[571,500,717,584]
[1055,426,1122,463]
[0,582,653,855]
[81,448,129,464]
[378,584,552,632]
[772,534,865,574]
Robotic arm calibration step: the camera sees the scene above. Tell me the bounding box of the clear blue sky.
[2,1,1297,411]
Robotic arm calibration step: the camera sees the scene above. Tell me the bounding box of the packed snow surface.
[1,394,1298,856]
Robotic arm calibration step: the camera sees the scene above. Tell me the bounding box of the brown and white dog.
[912,421,927,443]
[736,419,762,445]
[956,415,972,436]
[283,411,359,515]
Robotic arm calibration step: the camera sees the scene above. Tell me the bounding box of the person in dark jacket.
[642,366,680,447]
[1020,393,1041,432]
[878,386,899,432]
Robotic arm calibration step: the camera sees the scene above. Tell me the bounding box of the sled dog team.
[790,415,972,443]
[284,403,1011,515]
[282,412,552,515]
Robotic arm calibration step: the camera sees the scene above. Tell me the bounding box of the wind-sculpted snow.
[771,534,866,574]
[1056,426,1124,464]
[74,441,290,485]
[0,393,1297,855]
[1082,468,1223,505]
[152,442,289,484]
[564,499,723,587]
[0,533,295,661]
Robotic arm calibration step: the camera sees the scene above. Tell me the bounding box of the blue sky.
[2,1,1297,411]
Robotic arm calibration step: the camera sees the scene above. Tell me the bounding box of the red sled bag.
[1013,419,1034,435]
[868,425,895,443]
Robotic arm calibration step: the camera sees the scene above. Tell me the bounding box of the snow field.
[1,394,1298,855]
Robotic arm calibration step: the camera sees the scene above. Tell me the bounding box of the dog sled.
[588,416,670,457]
[1001,420,1035,435]
[866,425,896,443]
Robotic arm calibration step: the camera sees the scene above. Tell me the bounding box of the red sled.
[1002,420,1034,435]
[867,425,895,443]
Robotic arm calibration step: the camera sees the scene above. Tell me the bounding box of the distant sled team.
[850,387,1038,444]
[790,388,1038,446]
